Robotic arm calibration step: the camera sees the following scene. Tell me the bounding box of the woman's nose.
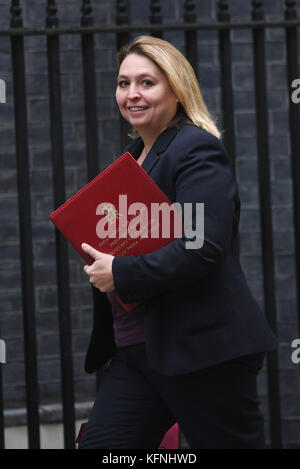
[127,84,141,99]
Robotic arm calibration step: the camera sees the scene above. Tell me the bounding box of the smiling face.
[115,53,179,143]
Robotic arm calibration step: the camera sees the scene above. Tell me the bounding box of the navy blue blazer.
[85,121,277,376]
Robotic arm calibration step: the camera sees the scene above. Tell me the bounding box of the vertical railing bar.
[80,0,104,393]
[150,0,163,39]
[251,0,282,449]
[184,0,198,78]
[46,0,76,449]
[284,1,300,344]
[10,0,40,449]
[81,0,99,181]
[217,1,237,176]
[217,1,239,257]
[116,0,131,151]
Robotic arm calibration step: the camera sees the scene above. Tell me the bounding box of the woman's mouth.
[127,106,149,113]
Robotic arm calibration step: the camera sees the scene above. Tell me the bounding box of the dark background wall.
[0,0,300,448]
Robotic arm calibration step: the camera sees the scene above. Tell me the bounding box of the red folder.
[49,152,182,311]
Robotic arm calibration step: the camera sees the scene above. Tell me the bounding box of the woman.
[79,36,277,449]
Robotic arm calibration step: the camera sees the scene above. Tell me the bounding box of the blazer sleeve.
[112,131,238,303]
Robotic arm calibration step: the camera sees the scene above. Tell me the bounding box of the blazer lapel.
[121,137,159,175]
[140,148,159,174]
[122,124,180,175]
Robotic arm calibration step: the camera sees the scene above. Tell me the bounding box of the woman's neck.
[139,134,156,153]
[138,126,167,154]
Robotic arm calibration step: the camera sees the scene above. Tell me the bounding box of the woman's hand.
[82,243,115,293]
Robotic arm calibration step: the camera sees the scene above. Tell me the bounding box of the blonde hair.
[117,35,221,139]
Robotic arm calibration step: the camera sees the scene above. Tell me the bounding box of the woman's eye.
[117,79,153,88]
[143,80,153,87]
[118,80,129,87]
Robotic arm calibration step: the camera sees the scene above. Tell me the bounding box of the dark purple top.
[106,292,145,348]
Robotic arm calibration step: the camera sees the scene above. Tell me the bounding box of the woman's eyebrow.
[117,73,156,80]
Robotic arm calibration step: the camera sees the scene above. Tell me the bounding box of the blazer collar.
[122,123,181,174]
